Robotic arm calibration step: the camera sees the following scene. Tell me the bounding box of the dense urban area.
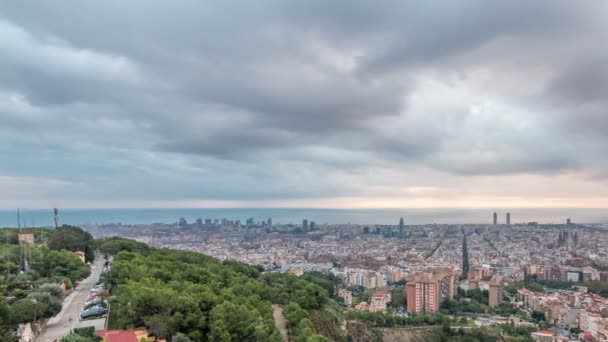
[78,213,608,342]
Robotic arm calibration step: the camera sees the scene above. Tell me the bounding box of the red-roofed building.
[531,330,556,342]
[97,330,150,342]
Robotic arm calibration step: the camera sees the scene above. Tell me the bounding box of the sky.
[1,1,607,209]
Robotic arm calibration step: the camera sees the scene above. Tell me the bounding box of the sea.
[1,208,607,227]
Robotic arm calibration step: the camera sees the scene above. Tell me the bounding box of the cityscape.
[2,1,608,342]
[80,213,608,341]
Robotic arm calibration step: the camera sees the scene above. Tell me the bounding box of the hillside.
[99,237,339,342]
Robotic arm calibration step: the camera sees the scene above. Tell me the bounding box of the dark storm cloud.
[0,1,607,204]
[543,58,608,135]
[359,1,585,74]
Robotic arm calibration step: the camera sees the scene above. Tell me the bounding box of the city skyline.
[1,2,608,209]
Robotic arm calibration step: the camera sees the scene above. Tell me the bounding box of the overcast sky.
[1,1,607,209]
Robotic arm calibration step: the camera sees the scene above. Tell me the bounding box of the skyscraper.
[506,212,511,225]
[267,218,272,227]
[302,219,309,232]
[399,217,405,238]
[493,212,498,225]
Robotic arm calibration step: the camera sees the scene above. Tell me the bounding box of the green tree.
[172,333,194,342]
[390,288,406,308]
[97,237,150,255]
[48,225,95,262]
[145,314,169,339]
[531,310,546,322]
[10,298,41,323]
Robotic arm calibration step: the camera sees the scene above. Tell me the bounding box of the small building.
[530,330,556,342]
[289,268,304,277]
[74,251,86,263]
[338,289,353,306]
[369,289,391,313]
[18,233,35,244]
[354,302,369,311]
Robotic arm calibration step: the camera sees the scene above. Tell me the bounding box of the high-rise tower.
[506,212,511,225]
[493,212,498,225]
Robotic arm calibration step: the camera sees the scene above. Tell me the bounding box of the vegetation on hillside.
[102,236,347,342]
[1,226,93,341]
[105,245,282,341]
[96,236,150,255]
[48,225,96,263]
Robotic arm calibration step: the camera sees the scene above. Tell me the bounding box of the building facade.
[406,269,455,313]
[489,275,504,307]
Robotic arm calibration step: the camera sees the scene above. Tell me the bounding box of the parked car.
[84,304,106,312]
[84,297,103,308]
[90,286,105,294]
[86,293,99,301]
[80,306,107,320]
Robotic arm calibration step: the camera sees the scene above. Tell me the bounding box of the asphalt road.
[37,256,105,342]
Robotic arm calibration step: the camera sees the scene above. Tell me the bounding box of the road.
[37,256,105,342]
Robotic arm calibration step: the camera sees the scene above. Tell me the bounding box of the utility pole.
[31,299,38,335]
[18,209,25,272]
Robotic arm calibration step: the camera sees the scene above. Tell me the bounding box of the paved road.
[37,256,105,342]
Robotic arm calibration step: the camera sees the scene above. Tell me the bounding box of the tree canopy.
[48,225,95,262]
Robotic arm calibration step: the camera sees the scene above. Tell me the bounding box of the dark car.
[80,307,107,320]
[84,297,103,309]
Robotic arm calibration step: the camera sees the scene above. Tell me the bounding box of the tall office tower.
[399,217,405,238]
[406,269,455,314]
[267,218,272,227]
[302,219,309,232]
[310,221,315,230]
[506,212,511,225]
[493,212,498,225]
[566,218,571,226]
[488,275,504,307]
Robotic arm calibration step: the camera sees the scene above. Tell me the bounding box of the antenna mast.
[18,209,25,272]
[54,208,59,229]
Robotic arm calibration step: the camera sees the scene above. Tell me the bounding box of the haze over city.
[1,1,608,210]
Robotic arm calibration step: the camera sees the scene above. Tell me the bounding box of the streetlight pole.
[31,299,37,336]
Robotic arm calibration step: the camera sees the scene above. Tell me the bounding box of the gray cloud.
[0,1,607,206]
